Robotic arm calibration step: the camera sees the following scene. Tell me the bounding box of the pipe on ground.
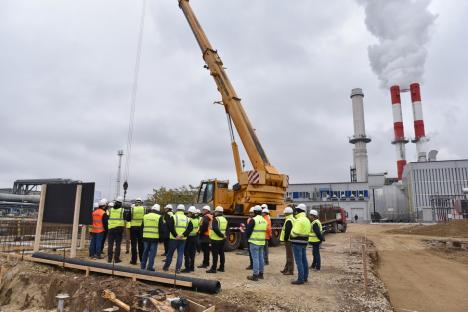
[32,252,221,294]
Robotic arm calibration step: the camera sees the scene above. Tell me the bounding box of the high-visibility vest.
[290,212,310,244]
[108,208,125,229]
[190,217,200,237]
[131,205,145,227]
[264,215,272,239]
[248,215,267,246]
[209,216,227,241]
[142,212,161,239]
[308,219,323,243]
[201,214,213,236]
[169,211,189,240]
[280,215,295,242]
[91,208,105,233]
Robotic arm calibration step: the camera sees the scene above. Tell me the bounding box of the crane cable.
[123,0,147,200]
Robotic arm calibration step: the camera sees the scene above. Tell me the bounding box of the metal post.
[33,184,47,253]
[70,185,82,258]
[372,188,376,221]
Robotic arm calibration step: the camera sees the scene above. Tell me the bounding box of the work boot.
[280,269,287,274]
[162,266,169,272]
[291,280,304,285]
[206,268,217,274]
[245,265,253,270]
[114,259,122,264]
[181,268,191,273]
[175,270,181,274]
[258,272,264,279]
[283,271,294,275]
[197,264,208,269]
[247,275,259,281]
[265,260,269,265]
[217,267,225,272]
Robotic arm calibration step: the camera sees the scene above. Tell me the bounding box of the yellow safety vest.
[280,215,295,242]
[108,208,125,229]
[169,211,189,240]
[290,212,310,244]
[190,217,200,237]
[308,219,323,243]
[209,216,227,241]
[248,215,267,246]
[142,212,161,239]
[131,205,145,227]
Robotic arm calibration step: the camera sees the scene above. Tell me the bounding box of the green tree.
[148,185,198,207]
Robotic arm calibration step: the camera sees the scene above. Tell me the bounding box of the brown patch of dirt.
[386,219,468,238]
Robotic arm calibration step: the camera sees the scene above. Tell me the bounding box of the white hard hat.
[151,204,160,212]
[93,202,99,208]
[136,197,142,202]
[253,205,262,212]
[260,204,268,209]
[177,204,185,211]
[309,209,319,217]
[296,203,307,211]
[188,206,197,214]
[131,204,135,208]
[108,202,115,208]
[249,207,255,213]
[115,196,123,203]
[284,207,293,214]
[202,205,211,211]
[196,208,201,214]
[98,199,106,206]
[262,208,270,214]
[215,206,224,213]
[165,204,173,210]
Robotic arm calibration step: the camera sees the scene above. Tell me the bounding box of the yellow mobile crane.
[178,1,289,249]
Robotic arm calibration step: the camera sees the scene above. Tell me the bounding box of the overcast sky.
[1,0,467,200]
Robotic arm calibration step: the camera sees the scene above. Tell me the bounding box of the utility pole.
[116,150,124,199]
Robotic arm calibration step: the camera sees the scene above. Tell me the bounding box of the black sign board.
[43,183,95,225]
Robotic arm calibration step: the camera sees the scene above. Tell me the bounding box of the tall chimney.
[410,82,428,161]
[390,85,409,180]
[349,88,371,182]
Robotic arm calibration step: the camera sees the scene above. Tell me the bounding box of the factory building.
[403,159,468,222]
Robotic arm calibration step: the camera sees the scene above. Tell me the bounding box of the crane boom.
[178,0,279,175]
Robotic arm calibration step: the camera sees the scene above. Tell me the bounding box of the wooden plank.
[33,185,47,253]
[23,255,192,287]
[78,225,86,250]
[70,185,82,258]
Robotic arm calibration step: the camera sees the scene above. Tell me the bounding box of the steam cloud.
[358,0,437,89]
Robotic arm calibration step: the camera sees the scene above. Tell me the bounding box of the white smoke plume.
[358,0,437,89]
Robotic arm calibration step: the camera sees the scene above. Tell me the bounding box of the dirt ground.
[0,229,392,312]
[350,224,468,312]
[386,219,468,238]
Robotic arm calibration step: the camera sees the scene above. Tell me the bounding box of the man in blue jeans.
[141,204,164,271]
[246,205,267,281]
[289,203,311,285]
[89,200,108,259]
[162,204,193,273]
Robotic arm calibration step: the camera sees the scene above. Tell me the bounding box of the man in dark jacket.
[197,206,212,268]
[280,206,294,275]
[308,209,324,271]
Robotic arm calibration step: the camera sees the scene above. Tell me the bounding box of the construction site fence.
[0,218,91,254]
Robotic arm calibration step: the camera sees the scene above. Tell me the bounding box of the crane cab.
[196,179,234,213]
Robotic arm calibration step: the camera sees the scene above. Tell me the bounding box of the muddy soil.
[387,219,468,238]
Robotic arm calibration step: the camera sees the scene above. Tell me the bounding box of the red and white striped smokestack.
[410,82,428,161]
[390,85,409,180]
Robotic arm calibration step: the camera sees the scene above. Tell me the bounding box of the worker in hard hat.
[160,204,173,256]
[246,205,267,281]
[89,199,108,259]
[140,204,163,271]
[126,197,145,265]
[245,206,255,270]
[195,209,202,253]
[206,206,227,273]
[197,205,213,268]
[280,206,295,275]
[289,203,311,284]
[308,209,324,271]
[107,196,125,263]
[162,204,193,273]
[182,206,199,273]
[101,200,111,254]
[261,204,272,265]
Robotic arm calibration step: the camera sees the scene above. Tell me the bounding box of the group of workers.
[89,198,323,285]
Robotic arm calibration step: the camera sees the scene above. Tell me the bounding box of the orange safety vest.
[91,208,105,233]
[202,214,213,236]
[264,215,272,240]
